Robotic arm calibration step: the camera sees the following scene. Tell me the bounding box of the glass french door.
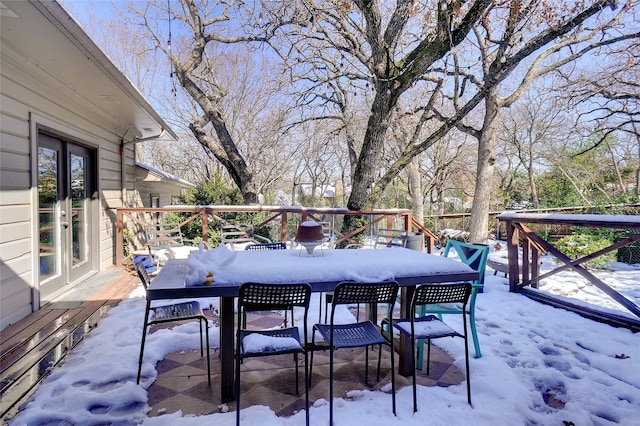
[38,133,95,300]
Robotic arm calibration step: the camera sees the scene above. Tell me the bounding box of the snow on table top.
[180,246,475,287]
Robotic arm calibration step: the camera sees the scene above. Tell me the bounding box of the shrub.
[336,215,368,248]
[616,241,640,264]
[554,234,615,269]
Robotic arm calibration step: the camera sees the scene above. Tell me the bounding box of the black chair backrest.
[238,282,312,313]
[245,242,287,251]
[134,260,151,289]
[412,283,472,310]
[331,281,399,306]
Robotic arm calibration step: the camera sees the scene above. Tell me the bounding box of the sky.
[8,243,640,425]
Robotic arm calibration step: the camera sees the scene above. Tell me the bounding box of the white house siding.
[1,66,39,328]
[0,51,138,330]
[1,1,175,330]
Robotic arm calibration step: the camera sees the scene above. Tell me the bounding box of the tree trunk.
[528,157,540,209]
[347,91,395,210]
[189,114,259,205]
[406,157,424,224]
[469,94,500,244]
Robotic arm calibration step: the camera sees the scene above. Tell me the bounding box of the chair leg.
[204,319,211,385]
[462,316,472,406]
[136,326,148,385]
[387,340,397,416]
[136,301,152,384]
[469,316,481,358]
[309,329,317,387]
[236,349,242,425]
[376,344,382,382]
[198,319,204,357]
[294,353,300,395]
[415,305,425,370]
[411,333,417,413]
[426,339,432,375]
[364,345,370,385]
[308,350,314,387]
[284,307,295,327]
[421,316,441,373]
[304,351,310,426]
[329,345,335,426]
[468,301,482,358]
[464,334,472,406]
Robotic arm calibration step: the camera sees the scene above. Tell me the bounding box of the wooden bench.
[487,258,510,277]
[145,223,198,264]
[220,223,271,250]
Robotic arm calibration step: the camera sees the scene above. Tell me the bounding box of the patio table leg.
[398,286,415,377]
[220,295,235,402]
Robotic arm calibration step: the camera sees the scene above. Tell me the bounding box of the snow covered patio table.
[144,247,478,402]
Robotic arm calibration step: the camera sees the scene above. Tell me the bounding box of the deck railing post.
[116,209,124,266]
[202,209,209,242]
[281,211,288,244]
[506,220,520,292]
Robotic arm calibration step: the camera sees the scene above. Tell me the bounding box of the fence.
[427,203,640,243]
[499,212,640,332]
[114,205,438,266]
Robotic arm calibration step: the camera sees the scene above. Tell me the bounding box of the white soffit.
[0,0,177,141]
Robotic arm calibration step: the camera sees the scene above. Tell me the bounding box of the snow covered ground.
[8,246,640,425]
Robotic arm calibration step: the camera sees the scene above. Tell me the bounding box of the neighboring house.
[135,161,194,208]
[0,1,178,330]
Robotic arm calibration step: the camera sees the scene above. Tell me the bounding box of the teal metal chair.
[415,240,488,364]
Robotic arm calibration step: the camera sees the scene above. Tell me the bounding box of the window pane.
[38,147,59,278]
[71,153,87,265]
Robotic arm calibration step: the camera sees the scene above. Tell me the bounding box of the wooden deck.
[0,268,139,420]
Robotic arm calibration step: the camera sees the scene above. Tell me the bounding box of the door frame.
[30,113,100,309]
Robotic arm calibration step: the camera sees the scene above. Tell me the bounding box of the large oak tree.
[132,0,636,239]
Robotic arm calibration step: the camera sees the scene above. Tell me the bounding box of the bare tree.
[558,36,640,201]
[131,0,297,204]
[410,1,638,243]
[498,87,570,209]
[266,1,633,241]
[80,0,638,226]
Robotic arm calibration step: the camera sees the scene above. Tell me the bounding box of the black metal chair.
[242,242,293,327]
[320,229,405,323]
[388,283,473,412]
[135,260,210,385]
[311,281,399,425]
[244,242,287,251]
[236,282,312,426]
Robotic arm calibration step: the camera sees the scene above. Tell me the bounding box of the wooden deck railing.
[115,205,438,266]
[498,212,640,332]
